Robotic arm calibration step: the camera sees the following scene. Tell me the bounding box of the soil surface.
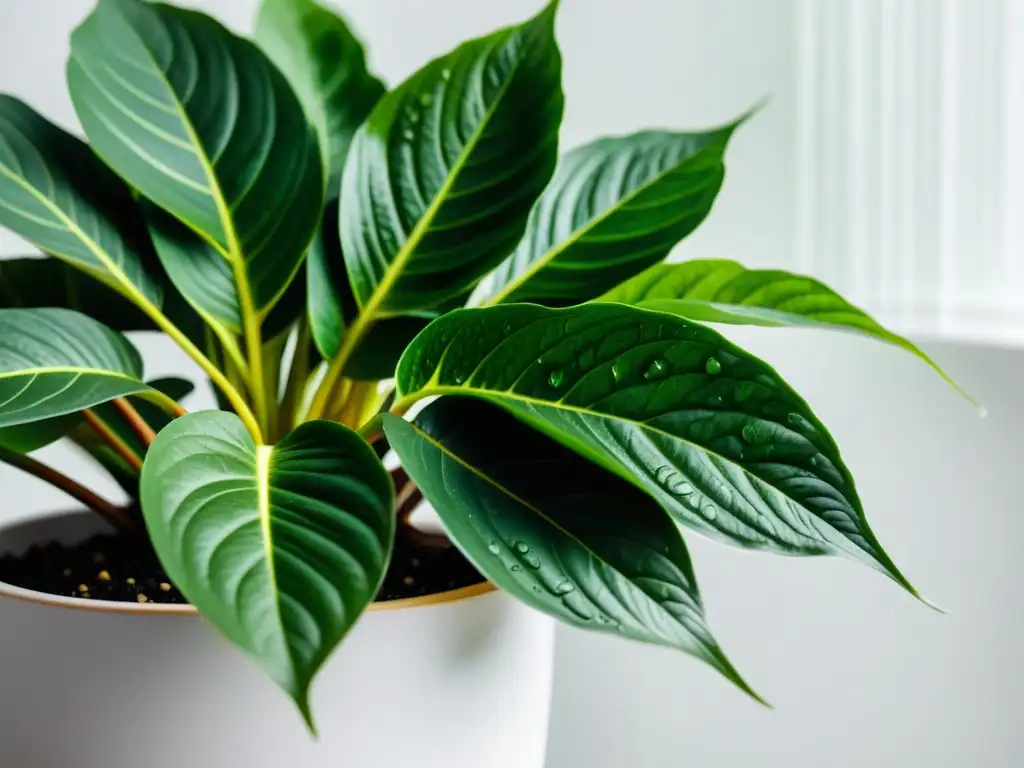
[0,528,484,605]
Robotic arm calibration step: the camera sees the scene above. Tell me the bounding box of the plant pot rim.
[0,510,496,616]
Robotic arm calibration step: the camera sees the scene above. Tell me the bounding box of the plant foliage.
[0,0,960,729]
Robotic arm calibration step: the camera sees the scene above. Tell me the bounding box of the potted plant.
[0,0,963,765]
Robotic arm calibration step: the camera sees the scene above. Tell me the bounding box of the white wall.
[2,1,1022,766]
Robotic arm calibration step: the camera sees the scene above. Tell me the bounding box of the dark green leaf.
[139,412,394,728]
[0,308,152,428]
[0,414,80,454]
[305,200,434,379]
[482,125,739,305]
[306,200,347,361]
[255,0,385,188]
[384,398,762,702]
[394,303,921,598]
[0,96,164,310]
[0,256,152,331]
[340,1,564,314]
[68,0,323,320]
[601,259,967,397]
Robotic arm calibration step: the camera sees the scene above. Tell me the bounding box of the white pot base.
[0,513,555,768]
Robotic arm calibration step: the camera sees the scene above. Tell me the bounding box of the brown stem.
[0,447,139,534]
[111,398,158,446]
[396,482,423,526]
[83,410,143,472]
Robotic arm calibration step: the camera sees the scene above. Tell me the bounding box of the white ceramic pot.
[0,512,555,768]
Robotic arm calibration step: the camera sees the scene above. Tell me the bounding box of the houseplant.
[0,0,961,764]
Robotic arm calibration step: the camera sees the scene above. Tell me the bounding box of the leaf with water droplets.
[481,123,745,306]
[601,259,969,400]
[255,0,385,189]
[383,398,762,702]
[394,302,925,601]
[340,2,564,314]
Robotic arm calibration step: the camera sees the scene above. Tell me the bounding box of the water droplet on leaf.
[515,541,530,554]
[736,382,756,401]
[510,564,521,573]
[440,68,452,81]
[703,504,718,521]
[487,542,500,555]
[548,369,566,388]
[555,581,576,595]
[402,128,415,141]
[644,358,668,381]
[611,360,626,382]
[419,92,433,107]
[525,555,541,569]
[705,357,722,375]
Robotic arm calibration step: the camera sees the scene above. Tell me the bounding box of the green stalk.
[307,309,377,421]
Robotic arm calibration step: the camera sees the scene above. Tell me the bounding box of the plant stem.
[83,409,143,472]
[141,304,261,439]
[280,318,312,434]
[0,447,138,533]
[396,481,423,526]
[357,413,384,444]
[111,398,158,446]
[307,309,378,421]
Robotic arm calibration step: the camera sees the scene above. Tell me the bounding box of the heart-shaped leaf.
[481,125,739,306]
[68,0,323,323]
[394,303,921,598]
[255,0,385,188]
[0,96,164,310]
[139,412,394,728]
[601,259,966,397]
[384,398,763,702]
[340,1,564,315]
[0,257,152,331]
[0,308,154,428]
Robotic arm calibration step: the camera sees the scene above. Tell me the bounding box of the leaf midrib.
[358,27,532,319]
[95,7,260,328]
[486,140,725,304]
[398,384,865,547]
[402,418,709,646]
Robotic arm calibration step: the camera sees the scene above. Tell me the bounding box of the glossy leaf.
[139,412,394,727]
[0,414,80,454]
[482,125,738,305]
[340,1,564,314]
[68,0,323,320]
[384,398,762,701]
[0,308,149,428]
[395,303,920,597]
[306,200,347,361]
[0,256,152,331]
[0,96,164,309]
[255,0,385,187]
[306,201,434,379]
[601,259,966,396]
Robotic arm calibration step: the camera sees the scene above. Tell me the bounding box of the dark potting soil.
[0,528,484,605]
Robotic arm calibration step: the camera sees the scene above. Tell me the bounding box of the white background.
[2,1,1022,765]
